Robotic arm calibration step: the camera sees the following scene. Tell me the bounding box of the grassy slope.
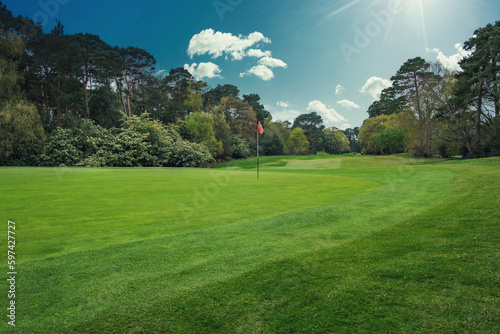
[0,155,499,333]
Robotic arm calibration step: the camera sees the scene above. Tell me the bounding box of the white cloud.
[335,84,345,95]
[247,49,272,58]
[340,124,352,130]
[337,99,360,109]
[240,65,274,81]
[184,62,222,80]
[155,69,168,77]
[187,29,271,60]
[271,109,302,122]
[306,100,347,126]
[360,77,392,99]
[258,56,287,68]
[426,43,472,72]
[277,101,290,108]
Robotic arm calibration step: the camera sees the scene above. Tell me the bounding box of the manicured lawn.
[1,155,499,333]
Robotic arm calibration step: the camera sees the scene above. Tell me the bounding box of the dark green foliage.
[453,21,500,156]
[263,133,285,155]
[367,87,406,118]
[243,93,270,122]
[483,115,500,157]
[375,129,409,154]
[292,112,325,152]
[0,32,24,103]
[162,67,193,106]
[203,84,240,111]
[88,86,123,128]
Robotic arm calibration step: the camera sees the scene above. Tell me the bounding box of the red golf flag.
[257,121,264,134]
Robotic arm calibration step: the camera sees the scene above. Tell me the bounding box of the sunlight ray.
[326,0,362,18]
[418,0,429,49]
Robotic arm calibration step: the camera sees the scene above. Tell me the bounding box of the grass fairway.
[1,155,499,333]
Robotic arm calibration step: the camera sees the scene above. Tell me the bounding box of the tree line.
[0,2,354,167]
[359,21,500,158]
[1,1,498,166]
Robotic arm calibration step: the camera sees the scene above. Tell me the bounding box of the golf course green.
[1,154,499,333]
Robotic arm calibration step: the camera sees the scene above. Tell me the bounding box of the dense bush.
[38,128,89,167]
[231,135,251,159]
[376,129,409,155]
[36,115,213,168]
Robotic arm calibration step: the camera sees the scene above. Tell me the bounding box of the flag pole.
[256,121,263,179]
[257,131,259,179]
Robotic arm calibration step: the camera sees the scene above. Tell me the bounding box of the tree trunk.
[115,76,126,114]
[127,95,132,117]
[83,63,90,118]
[495,97,499,117]
[57,76,62,128]
[474,79,484,148]
[413,71,421,121]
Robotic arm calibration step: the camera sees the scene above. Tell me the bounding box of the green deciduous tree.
[0,32,24,104]
[184,112,223,157]
[376,129,409,155]
[211,97,235,158]
[292,112,325,152]
[0,101,45,164]
[323,127,350,154]
[358,115,389,154]
[286,127,310,155]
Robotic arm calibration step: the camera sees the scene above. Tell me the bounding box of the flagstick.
[257,131,260,179]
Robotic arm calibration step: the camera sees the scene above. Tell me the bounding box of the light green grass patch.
[281,158,342,169]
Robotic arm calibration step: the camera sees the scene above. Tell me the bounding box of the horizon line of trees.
[0,2,356,167]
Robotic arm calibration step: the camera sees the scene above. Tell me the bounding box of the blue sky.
[5,0,500,128]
